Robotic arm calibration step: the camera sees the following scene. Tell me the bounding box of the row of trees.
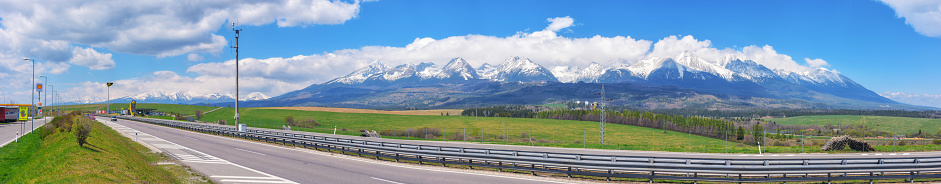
[650,108,941,120]
[463,106,903,145]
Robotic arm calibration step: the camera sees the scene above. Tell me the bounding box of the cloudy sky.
[1,0,940,108]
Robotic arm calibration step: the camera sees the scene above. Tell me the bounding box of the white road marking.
[235,147,267,156]
[218,179,296,183]
[213,175,285,179]
[890,153,897,155]
[875,154,883,155]
[786,155,794,156]
[207,128,575,184]
[371,177,406,184]
[102,120,297,184]
[861,154,868,155]
[903,153,910,155]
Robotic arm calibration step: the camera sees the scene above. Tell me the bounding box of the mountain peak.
[442,57,479,80]
[493,56,558,82]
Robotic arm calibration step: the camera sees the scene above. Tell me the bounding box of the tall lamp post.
[49,85,53,115]
[24,58,35,133]
[106,82,113,114]
[40,75,47,117]
[232,23,242,126]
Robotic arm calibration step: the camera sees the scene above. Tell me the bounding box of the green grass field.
[0,116,210,183]
[199,107,760,153]
[769,115,941,135]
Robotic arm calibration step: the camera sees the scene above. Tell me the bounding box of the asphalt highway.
[0,117,50,147]
[112,118,573,184]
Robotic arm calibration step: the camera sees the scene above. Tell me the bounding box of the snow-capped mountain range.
[64,91,270,105]
[306,51,891,105]
[326,52,853,88]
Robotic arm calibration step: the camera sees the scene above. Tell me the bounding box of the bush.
[933,139,941,145]
[898,140,907,146]
[299,118,320,127]
[448,131,467,141]
[74,119,92,147]
[284,116,295,126]
[39,124,55,140]
[379,127,441,139]
[218,119,226,125]
[194,110,203,120]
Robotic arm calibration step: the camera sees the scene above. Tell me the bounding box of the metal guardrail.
[118,116,941,183]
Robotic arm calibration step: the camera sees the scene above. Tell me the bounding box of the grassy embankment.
[0,114,210,183]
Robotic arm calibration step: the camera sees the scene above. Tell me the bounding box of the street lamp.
[40,75,47,117]
[23,58,34,133]
[106,82,113,114]
[48,84,53,115]
[232,23,242,126]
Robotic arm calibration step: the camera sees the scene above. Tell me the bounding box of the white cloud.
[881,92,941,108]
[188,53,204,62]
[60,16,838,103]
[64,71,306,102]
[0,0,363,57]
[545,16,575,32]
[0,0,365,104]
[69,47,115,70]
[804,58,829,68]
[881,0,941,37]
[740,45,810,72]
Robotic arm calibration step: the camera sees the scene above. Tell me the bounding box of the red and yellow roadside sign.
[18,106,28,121]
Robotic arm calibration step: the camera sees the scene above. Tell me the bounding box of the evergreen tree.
[736,126,745,140]
[752,123,764,144]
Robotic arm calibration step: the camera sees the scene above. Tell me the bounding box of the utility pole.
[232,22,242,126]
[24,58,35,134]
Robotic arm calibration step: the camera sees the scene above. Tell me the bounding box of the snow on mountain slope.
[492,56,558,82]
[477,63,498,80]
[577,62,608,82]
[326,60,389,85]
[321,52,859,91]
[245,92,270,101]
[550,66,580,83]
[441,57,479,80]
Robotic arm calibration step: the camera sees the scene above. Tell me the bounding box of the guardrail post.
[910,171,915,183]
[567,167,572,178]
[651,171,656,183]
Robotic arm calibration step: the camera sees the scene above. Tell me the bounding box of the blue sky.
[1,0,940,107]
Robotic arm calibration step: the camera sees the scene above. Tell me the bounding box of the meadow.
[769,115,941,135]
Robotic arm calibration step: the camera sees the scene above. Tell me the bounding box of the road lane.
[112,118,573,184]
[0,117,51,147]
